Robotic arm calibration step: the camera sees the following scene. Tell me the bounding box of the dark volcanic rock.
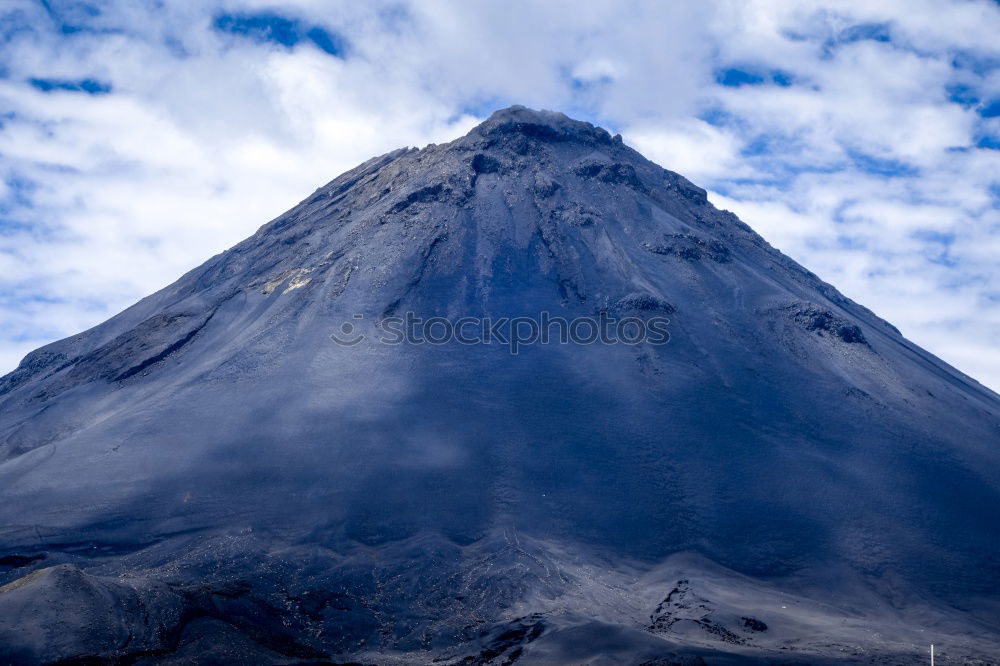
[783,301,870,345]
[644,233,732,263]
[0,106,999,664]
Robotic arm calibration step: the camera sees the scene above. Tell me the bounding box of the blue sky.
[0,0,998,390]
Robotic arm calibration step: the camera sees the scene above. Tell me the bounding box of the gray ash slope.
[1,106,999,664]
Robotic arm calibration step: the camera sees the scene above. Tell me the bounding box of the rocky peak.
[470,104,620,147]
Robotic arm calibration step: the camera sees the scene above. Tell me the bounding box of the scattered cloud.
[0,0,998,391]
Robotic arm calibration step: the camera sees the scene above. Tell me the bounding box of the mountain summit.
[1,106,998,664]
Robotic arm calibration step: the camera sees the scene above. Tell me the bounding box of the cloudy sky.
[1,0,998,390]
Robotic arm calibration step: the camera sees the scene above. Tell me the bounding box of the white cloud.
[0,0,998,391]
[629,120,755,183]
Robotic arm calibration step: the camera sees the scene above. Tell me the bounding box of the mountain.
[0,106,998,664]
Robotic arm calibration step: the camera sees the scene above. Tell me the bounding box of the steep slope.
[0,106,998,664]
